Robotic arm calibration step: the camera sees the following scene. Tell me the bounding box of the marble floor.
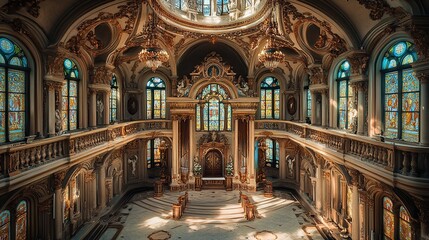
[99,190,325,240]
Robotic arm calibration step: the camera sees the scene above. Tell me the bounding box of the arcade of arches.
[0,0,429,239]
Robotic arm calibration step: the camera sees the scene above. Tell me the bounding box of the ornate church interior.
[0,0,429,239]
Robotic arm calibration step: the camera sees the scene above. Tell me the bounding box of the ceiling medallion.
[138,14,169,72]
[258,2,285,71]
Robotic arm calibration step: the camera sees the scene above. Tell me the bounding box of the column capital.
[54,170,66,190]
[90,65,113,85]
[44,80,64,91]
[348,169,360,186]
[350,80,368,92]
[45,51,65,79]
[347,52,369,76]
[306,65,328,85]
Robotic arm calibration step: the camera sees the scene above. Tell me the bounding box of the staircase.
[131,190,293,224]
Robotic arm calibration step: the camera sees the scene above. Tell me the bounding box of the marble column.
[53,172,65,240]
[416,72,429,145]
[171,116,180,189]
[352,184,360,239]
[234,118,239,178]
[311,91,317,125]
[316,164,322,211]
[104,91,110,125]
[321,90,328,127]
[247,116,256,190]
[98,165,106,208]
[357,83,367,135]
[89,89,97,128]
[91,171,97,210]
[188,116,194,180]
[47,83,56,136]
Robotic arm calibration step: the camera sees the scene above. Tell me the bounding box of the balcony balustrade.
[255,120,429,179]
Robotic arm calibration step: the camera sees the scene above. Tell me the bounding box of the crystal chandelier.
[138,14,169,72]
[258,3,284,71]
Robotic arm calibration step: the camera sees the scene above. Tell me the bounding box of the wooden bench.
[172,191,189,220]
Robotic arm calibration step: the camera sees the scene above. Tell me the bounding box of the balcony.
[255,120,429,196]
[0,120,172,191]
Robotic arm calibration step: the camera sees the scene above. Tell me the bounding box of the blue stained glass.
[0,38,14,54]
[388,59,397,68]
[0,112,5,142]
[0,55,5,64]
[402,69,419,92]
[385,94,398,111]
[385,72,398,93]
[9,57,21,66]
[402,54,414,65]
[64,59,72,69]
[393,42,407,57]
[147,77,166,119]
[0,68,5,91]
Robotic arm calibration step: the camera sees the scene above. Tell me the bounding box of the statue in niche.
[286,155,295,177]
[96,99,104,119]
[177,75,192,97]
[128,155,138,176]
[55,109,63,134]
[314,30,327,49]
[235,75,249,96]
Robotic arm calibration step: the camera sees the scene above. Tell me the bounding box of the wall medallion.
[287,96,297,116]
[127,95,138,115]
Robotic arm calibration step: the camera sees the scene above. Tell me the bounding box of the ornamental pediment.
[190,52,236,81]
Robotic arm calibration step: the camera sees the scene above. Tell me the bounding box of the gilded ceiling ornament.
[410,24,429,59]
[347,52,369,75]
[354,0,395,20]
[1,0,45,18]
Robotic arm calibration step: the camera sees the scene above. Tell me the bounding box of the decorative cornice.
[347,52,369,76]
[1,0,45,18]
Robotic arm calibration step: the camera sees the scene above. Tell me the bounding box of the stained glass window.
[15,201,27,240]
[264,138,279,168]
[147,138,162,168]
[337,61,354,130]
[382,41,419,142]
[399,206,411,240]
[196,84,232,131]
[306,87,311,119]
[62,58,79,131]
[0,210,10,239]
[216,0,229,15]
[0,37,29,143]
[197,0,211,16]
[260,76,280,119]
[175,0,186,10]
[146,77,166,119]
[110,74,118,122]
[383,197,395,240]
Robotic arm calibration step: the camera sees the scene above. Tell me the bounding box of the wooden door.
[204,150,223,177]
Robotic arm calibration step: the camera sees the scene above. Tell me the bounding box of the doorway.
[204,149,223,177]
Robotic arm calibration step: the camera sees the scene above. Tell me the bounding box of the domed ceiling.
[0,0,424,88]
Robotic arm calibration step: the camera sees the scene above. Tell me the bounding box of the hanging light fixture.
[138,14,169,72]
[258,2,285,71]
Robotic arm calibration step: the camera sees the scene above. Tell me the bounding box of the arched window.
[399,206,411,240]
[110,74,118,122]
[305,86,311,119]
[147,138,162,168]
[62,58,79,131]
[175,0,186,10]
[264,138,279,168]
[260,76,280,119]
[0,210,10,239]
[0,37,29,143]
[197,0,211,16]
[383,197,395,240]
[337,60,354,130]
[216,0,229,15]
[382,41,419,142]
[146,77,166,119]
[196,84,232,131]
[15,200,27,240]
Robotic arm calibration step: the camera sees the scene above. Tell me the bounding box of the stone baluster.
[410,152,418,177]
[402,152,410,175]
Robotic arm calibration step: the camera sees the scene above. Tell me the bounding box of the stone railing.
[255,120,429,179]
[0,120,172,178]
